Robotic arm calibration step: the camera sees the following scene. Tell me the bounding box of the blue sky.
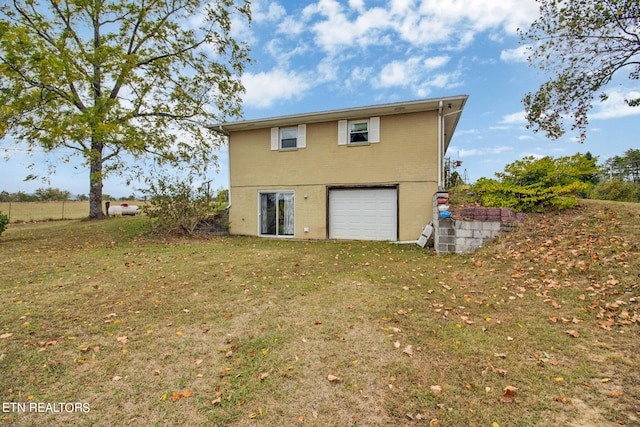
[2,0,639,197]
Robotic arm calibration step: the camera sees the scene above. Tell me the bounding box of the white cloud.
[500,45,530,63]
[455,146,514,157]
[377,57,422,88]
[295,0,539,53]
[265,39,310,66]
[424,56,451,70]
[277,15,305,36]
[392,0,539,48]
[304,0,392,51]
[242,70,312,108]
[591,88,640,120]
[518,135,535,141]
[252,0,286,23]
[501,111,527,125]
[375,55,454,90]
[348,0,365,12]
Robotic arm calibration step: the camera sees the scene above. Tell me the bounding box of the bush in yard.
[590,179,640,203]
[0,211,8,237]
[141,176,225,236]
[472,153,601,212]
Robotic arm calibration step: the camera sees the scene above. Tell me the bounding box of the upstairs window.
[349,120,369,143]
[338,117,380,145]
[280,127,298,148]
[271,125,307,150]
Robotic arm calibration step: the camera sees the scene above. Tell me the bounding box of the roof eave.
[214,95,468,133]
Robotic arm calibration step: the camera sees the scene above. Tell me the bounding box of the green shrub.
[472,153,600,212]
[141,177,226,236]
[0,211,8,237]
[473,178,583,212]
[590,179,640,202]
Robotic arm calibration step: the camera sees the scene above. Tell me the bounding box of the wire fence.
[0,200,142,222]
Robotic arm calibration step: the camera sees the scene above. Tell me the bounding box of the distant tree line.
[0,188,131,202]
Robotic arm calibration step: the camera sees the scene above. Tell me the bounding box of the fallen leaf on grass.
[403,345,414,357]
[565,330,580,338]
[116,336,128,345]
[37,341,57,347]
[327,375,341,382]
[485,360,508,376]
[430,385,442,393]
[460,316,475,325]
[255,372,269,381]
[0,333,13,339]
[211,397,222,405]
[171,390,192,402]
[501,386,519,403]
[610,390,624,397]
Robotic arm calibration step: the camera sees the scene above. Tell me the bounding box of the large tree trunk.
[89,141,104,219]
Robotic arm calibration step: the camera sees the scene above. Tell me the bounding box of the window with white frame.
[349,120,369,143]
[259,191,294,237]
[280,127,298,148]
[338,117,380,145]
[271,125,307,150]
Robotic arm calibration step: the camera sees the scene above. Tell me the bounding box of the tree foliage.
[141,175,226,236]
[590,178,640,202]
[0,211,7,237]
[34,187,71,201]
[604,148,640,181]
[1,187,70,201]
[0,0,251,219]
[473,153,602,212]
[521,0,640,141]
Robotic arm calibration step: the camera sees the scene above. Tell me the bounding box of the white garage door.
[329,188,397,241]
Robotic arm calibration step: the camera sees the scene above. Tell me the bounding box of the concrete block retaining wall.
[433,193,523,254]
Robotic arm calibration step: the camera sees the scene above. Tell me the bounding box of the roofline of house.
[213,95,468,133]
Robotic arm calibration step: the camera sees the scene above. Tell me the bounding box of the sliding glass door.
[260,191,294,237]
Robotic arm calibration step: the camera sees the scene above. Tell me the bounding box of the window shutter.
[270,127,279,150]
[369,117,380,143]
[338,120,348,145]
[297,124,306,148]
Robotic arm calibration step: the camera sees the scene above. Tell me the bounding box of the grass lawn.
[0,200,638,426]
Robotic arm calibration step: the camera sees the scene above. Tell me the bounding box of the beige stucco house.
[217,96,468,241]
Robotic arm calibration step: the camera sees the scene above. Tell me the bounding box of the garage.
[328,187,398,241]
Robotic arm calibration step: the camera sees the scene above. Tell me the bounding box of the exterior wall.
[228,111,439,240]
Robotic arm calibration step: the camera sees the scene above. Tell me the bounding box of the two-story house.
[218,96,467,241]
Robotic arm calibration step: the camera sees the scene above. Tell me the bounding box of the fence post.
[7,202,10,222]
[62,200,65,219]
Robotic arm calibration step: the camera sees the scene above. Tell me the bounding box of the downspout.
[226,133,231,210]
[440,107,464,191]
[437,101,444,190]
